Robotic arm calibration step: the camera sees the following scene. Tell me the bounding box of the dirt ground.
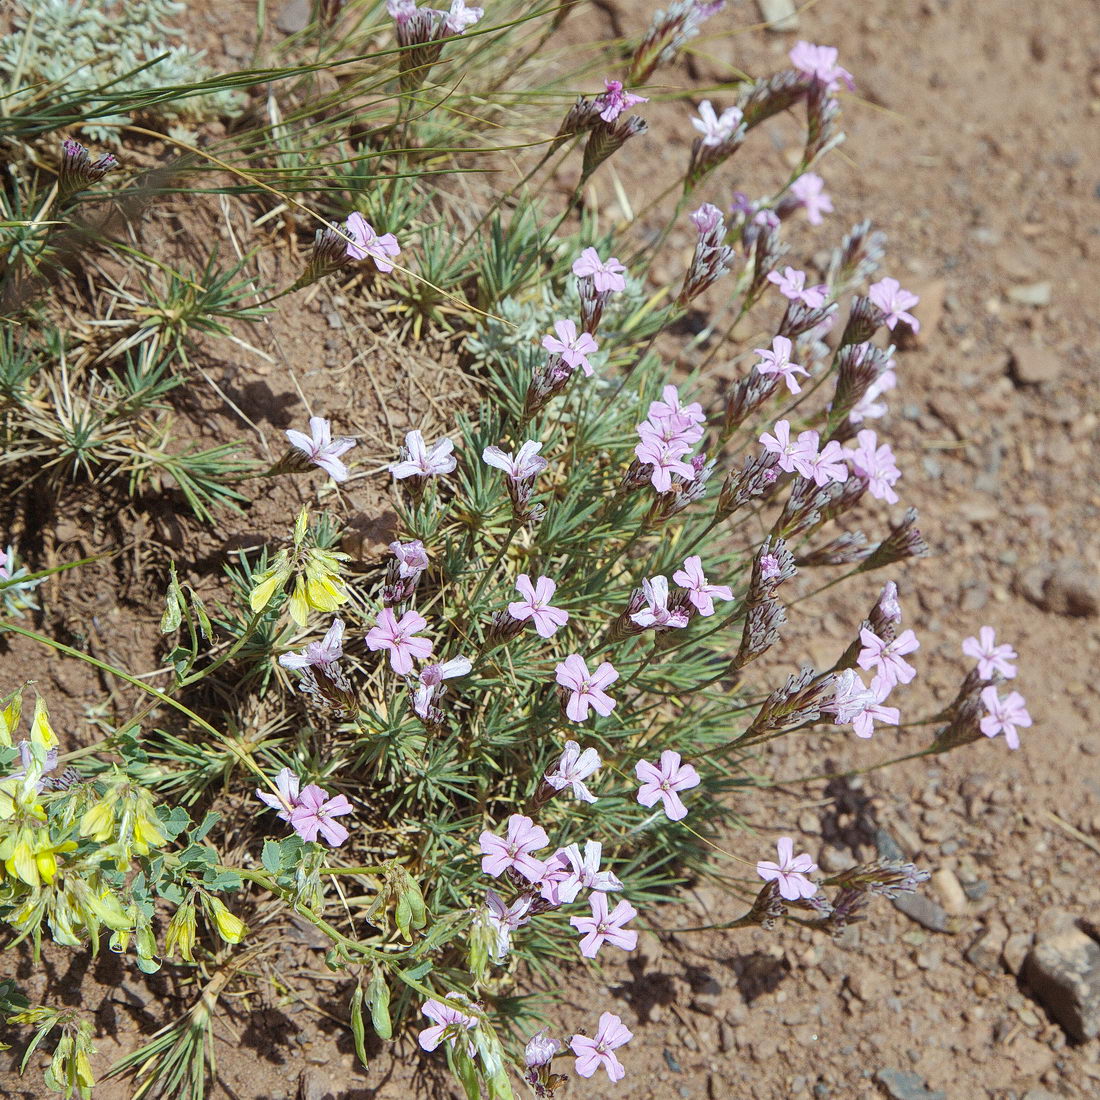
[3,0,1099,1097]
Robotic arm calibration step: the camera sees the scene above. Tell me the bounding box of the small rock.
[931,868,969,915]
[276,0,312,33]
[1008,345,1060,385]
[1003,932,1033,974]
[819,845,857,873]
[874,1067,946,1100]
[1022,927,1100,1041]
[297,1069,330,1100]
[325,311,344,329]
[892,892,956,934]
[1037,561,1100,617]
[962,879,989,902]
[897,278,947,349]
[966,922,1008,974]
[1007,280,1053,306]
[757,0,799,31]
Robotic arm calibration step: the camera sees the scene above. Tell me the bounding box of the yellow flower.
[79,798,116,843]
[0,829,77,888]
[248,551,293,613]
[206,896,247,943]
[30,696,59,750]
[0,690,22,748]
[165,901,197,961]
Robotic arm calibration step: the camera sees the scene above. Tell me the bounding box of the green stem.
[179,611,265,687]
[467,521,519,611]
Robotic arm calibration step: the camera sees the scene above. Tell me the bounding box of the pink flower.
[980,686,1031,749]
[365,607,434,674]
[570,892,638,958]
[285,417,357,482]
[555,655,618,722]
[790,172,833,225]
[754,334,809,395]
[482,440,547,481]
[634,434,696,492]
[479,813,548,882]
[595,78,648,122]
[288,783,353,846]
[629,576,690,630]
[572,248,627,293]
[962,626,1018,681]
[442,0,482,34]
[672,555,733,617]
[417,655,471,687]
[634,750,701,821]
[690,202,724,234]
[418,995,478,1054]
[525,1029,564,1069]
[542,319,599,376]
[857,627,919,691]
[869,277,920,331]
[542,840,623,904]
[485,890,533,960]
[389,429,456,479]
[279,617,345,671]
[756,837,818,900]
[850,368,897,423]
[508,574,569,638]
[766,266,827,308]
[828,670,899,739]
[759,419,818,478]
[691,100,743,146]
[804,438,849,486]
[788,41,855,93]
[648,385,706,429]
[255,766,303,821]
[544,740,601,803]
[845,429,900,502]
[570,1012,633,1082]
[389,539,428,578]
[387,0,417,22]
[876,581,902,625]
[344,212,401,271]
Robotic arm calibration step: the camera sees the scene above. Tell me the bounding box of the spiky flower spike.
[58,139,118,201]
[580,115,648,185]
[858,507,931,573]
[629,1,725,84]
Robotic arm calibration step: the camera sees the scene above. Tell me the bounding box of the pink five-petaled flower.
[279,617,345,671]
[756,837,818,900]
[525,1029,564,1069]
[479,813,548,882]
[829,669,899,740]
[389,538,429,578]
[285,416,357,482]
[255,766,303,821]
[418,995,478,1055]
[570,892,638,958]
[634,434,696,492]
[508,574,569,638]
[544,739,601,803]
[869,277,921,331]
[759,419,819,478]
[288,784,353,846]
[542,840,624,905]
[570,1013,633,1083]
[629,575,690,630]
[789,172,833,225]
[850,368,897,423]
[648,384,707,429]
[412,656,470,718]
[542,319,599,376]
[389,429,457,479]
[365,607,434,674]
[672,555,733,617]
[962,625,1018,681]
[980,686,1031,750]
[572,248,627,293]
[484,890,533,960]
[857,626,920,692]
[690,202,723,234]
[691,99,743,146]
[635,750,701,822]
[754,334,809,396]
[788,41,855,93]
[595,78,648,122]
[845,428,901,503]
[443,0,482,34]
[805,439,850,487]
[344,212,401,272]
[482,440,547,481]
[555,655,618,722]
[766,266,827,308]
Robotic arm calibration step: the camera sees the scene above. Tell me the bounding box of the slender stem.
[179,611,265,687]
[467,521,519,610]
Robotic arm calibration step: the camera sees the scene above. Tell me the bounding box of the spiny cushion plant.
[0,3,1032,1098]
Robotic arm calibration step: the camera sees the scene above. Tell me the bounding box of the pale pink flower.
[483,440,547,481]
[672,555,733,617]
[759,419,818,478]
[962,625,1018,681]
[756,837,818,900]
[508,574,569,638]
[629,575,690,630]
[876,581,902,625]
[846,429,901,503]
[804,438,849,486]
[570,1012,633,1082]
[255,766,303,821]
[857,627,919,691]
[979,687,1031,750]
[443,0,482,33]
[595,79,648,122]
[634,434,696,492]
[754,334,809,395]
[485,890,533,960]
[289,784,353,846]
[788,41,855,93]
[544,740,601,803]
[635,750,701,821]
[869,277,920,331]
[572,248,627,293]
[285,417,357,482]
[542,319,599,376]
[690,202,723,234]
[365,607,434,674]
[541,840,623,905]
[850,368,897,423]
[691,100,743,146]
[387,0,417,22]
[648,384,706,429]
[418,995,478,1054]
[525,1029,564,1069]
[570,892,638,958]
[279,617,345,671]
[555,655,618,722]
[389,539,429,578]
[418,655,471,687]
[479,813,549,882]
[344,212,401,271]
[790,172,833,225]
[828,669,899,739]
[389,429,456,479]
[766,266,827,308]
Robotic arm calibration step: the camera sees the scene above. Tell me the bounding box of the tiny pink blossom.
[850,368,897,423]
[634,434,696,492]
[570,1012,633,1082]
[754,334,809,395]
[479,813,549,882]
[979,687,1031,750]
[572,247,627,293]
[570,892,638,958]
[365,607,434,674]
[485,889,533,960]
[442,0,482,34]
[389,429,456,479]
[804,438,849,486]
[690,100,743,146]
[788,41,855,93]
[829,669,899,739]
[962,625,1018,681]
[508,574,569,638]
[544,740,601,803]
[288,783,353,846]
[279,617,345,671]
[857,627,919,691]
[555,655,618,722]
[483,440,547,481]
[630,575,690,630]
[541,840,623,905]
[876,581,902,625]
[389,539,429,578]
[542,319,599,376]
[790,172,833,225]
[285,416,357,482]
[672,555,733,617]
[417,655,471,688]
[756,837,818,900]
[635,750,701,821]
[525,1029,564,1069]
[255,766,303,821]
[344,212,401,271]
[418,995,478,1054]
[759,420,817,477]
[869,277,921,331]
[766,266,827,308]
[690,202,724,234]
[846,428,901,502]
[595,79,648,122]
